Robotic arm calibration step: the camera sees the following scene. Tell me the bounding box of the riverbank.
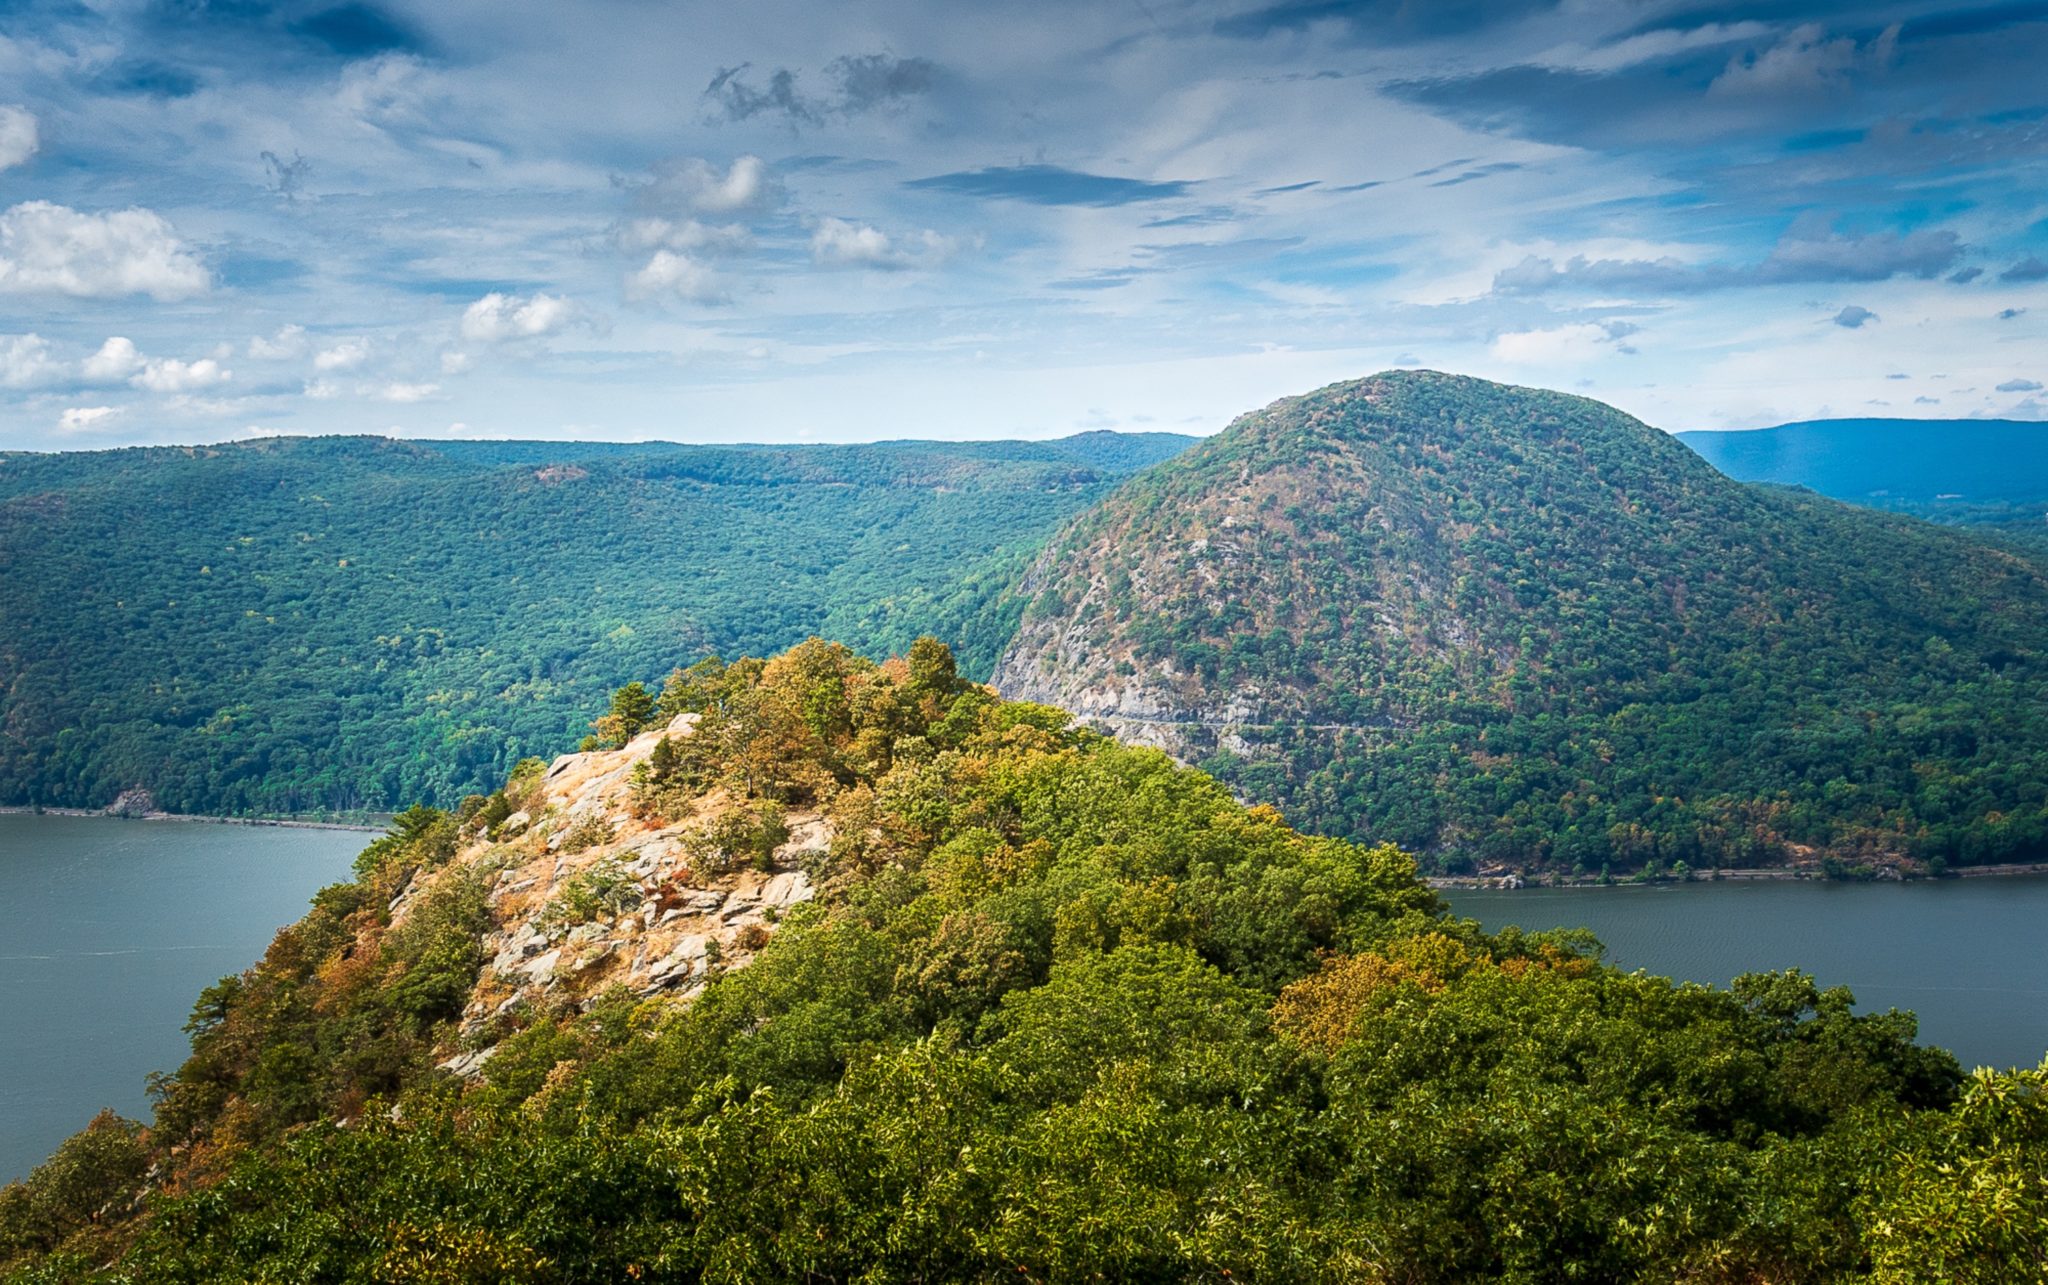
[0,807,383,833]
[1425,860,2048,891]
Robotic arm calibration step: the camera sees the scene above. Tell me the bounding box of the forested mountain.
[0,431,1192,817]
[1680,418,2048,547]
[6,639,2039,1282]
[994,371,2048,875]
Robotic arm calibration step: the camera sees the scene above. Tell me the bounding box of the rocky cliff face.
[382,712,825,1079]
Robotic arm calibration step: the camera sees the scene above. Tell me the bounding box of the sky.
[0,0,2045,450]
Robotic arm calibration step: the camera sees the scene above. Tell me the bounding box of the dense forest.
[996,372,2048,875]
[0,431,1191,817]
[3,639,2041,1282]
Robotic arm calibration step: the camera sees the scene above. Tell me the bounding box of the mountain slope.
[0,431,1192,817]
[994,371,2048,873]
[9,638,2033,1282]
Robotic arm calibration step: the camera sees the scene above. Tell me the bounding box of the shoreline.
[7,806,2041,879]
[0,806,384,833]
[1426,860,2048,891]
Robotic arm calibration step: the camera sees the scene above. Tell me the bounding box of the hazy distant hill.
[0,431,1193,816]
[1679,418,2048,502]
[995,372,2048,874]
[1680,419,2048,545]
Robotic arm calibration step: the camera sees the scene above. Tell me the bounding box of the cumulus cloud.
[77,336,233,392]
[1832,305,1878,328]
[625,156,780,218]
[314,339,371,371]
[58,406,120,432]
[248,324,308,359]
[2001,256,2048,283]
[626,250,727,303]
[460,292,575,343]
[1,333,63,388]
[705,53,937,126]
[133,356,231,392]
[374,381,440,402]
[0,201,209,300]
[809,218,963,270]
[82,336,143,382]
[1495,221,1962,295]
[1997,378,2043,392]
[0,106,37,172]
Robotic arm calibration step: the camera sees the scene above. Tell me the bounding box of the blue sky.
[0,0,2044,449]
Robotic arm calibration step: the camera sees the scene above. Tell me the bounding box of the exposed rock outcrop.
[392,711,823,1076]
[104,787,158,819]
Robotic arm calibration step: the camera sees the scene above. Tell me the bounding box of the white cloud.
[81,336,143,382]
[304,379,342,399]
[636,155,778,217]
[440,350,471,374]
[627,250,727,303]
[460,291,575,343]
[809,218,963,271]
[0,201,209,300]
[612,217,752,256]
[0,333,63,388]
[374,381,441,402]
[1490,323,1634,365]
[133,356,231,392]
[0,106,37,172]
[314,339,371,371]
[58,406,120,432]
[1536,23,1770,75]
[247,324,308,360]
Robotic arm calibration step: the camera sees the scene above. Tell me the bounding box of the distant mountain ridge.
[995,371,2048,874]
[0,430,1194,816]
[1679,419,2048,545]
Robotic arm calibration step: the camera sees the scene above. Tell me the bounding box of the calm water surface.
[0,814,363,1182]
[1446,875,2048,1073]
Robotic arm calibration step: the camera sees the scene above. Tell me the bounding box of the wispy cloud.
[1496,222,1964,295]
[906,164,1194,207]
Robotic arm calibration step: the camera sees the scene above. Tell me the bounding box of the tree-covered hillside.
[995,372,2048,874]
[5,639,2040,1282]
[0,431,1192,817]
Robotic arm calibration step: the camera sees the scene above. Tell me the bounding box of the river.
[1445,875,2048,1073]
[0,814,364,1183]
